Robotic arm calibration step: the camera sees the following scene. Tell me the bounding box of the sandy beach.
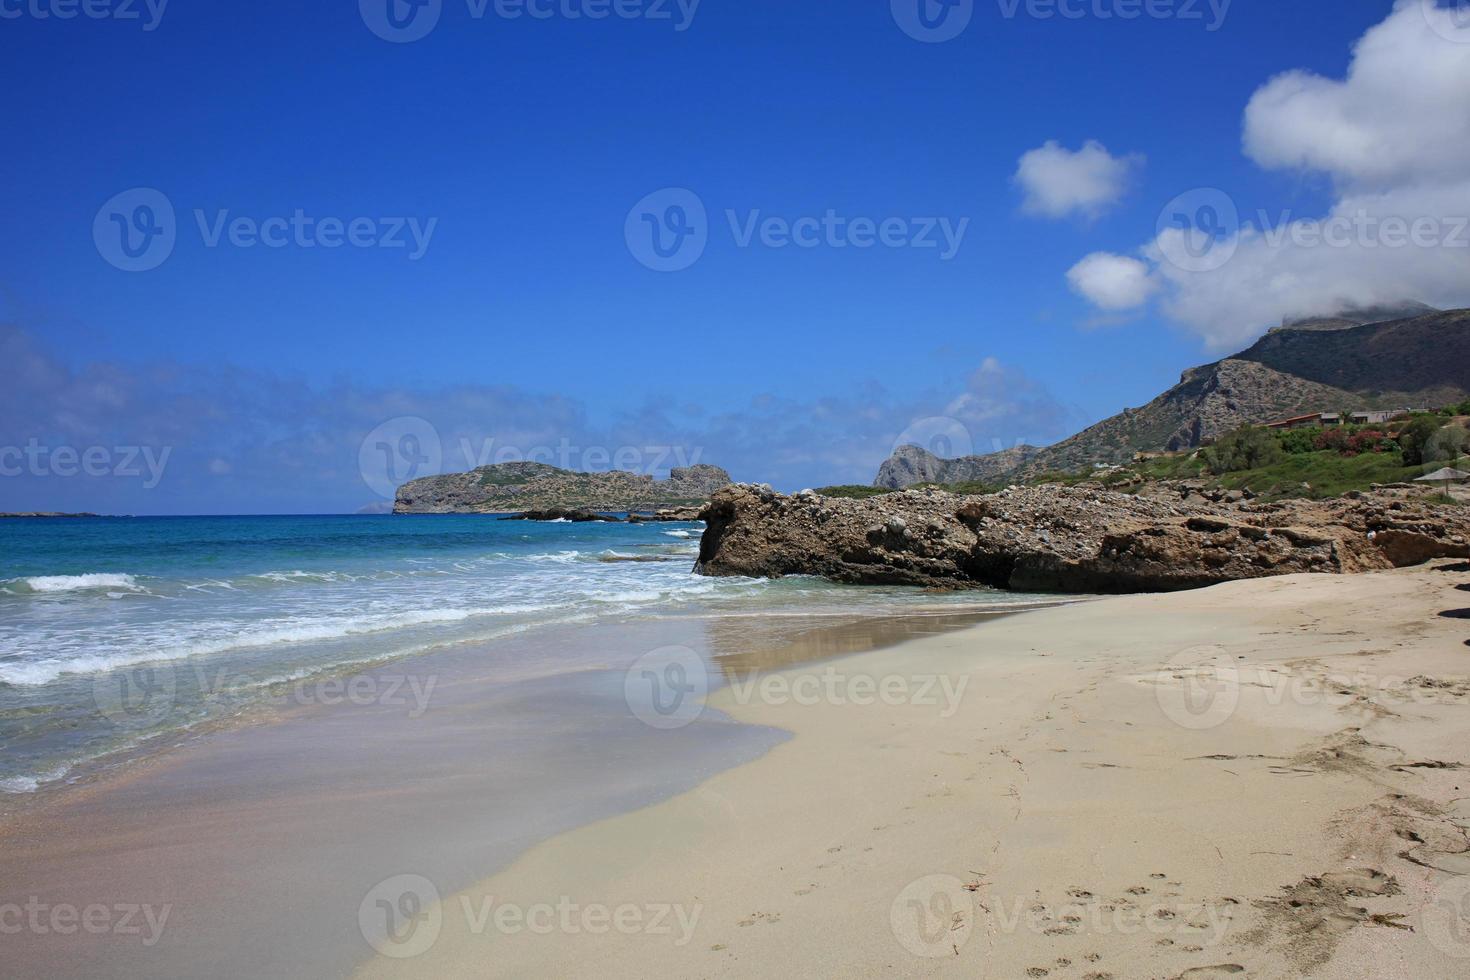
[355,563,1470,979]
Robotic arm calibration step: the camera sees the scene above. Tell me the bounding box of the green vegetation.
[815,480,1000,499]
[916,480,1000,496]
[823,402,1470,505]
[477,469,530,487]
[813,485,898,499]
[1210,450,1426,500]
[1203,426,1283,474]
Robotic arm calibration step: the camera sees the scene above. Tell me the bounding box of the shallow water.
[0,515,1053,794]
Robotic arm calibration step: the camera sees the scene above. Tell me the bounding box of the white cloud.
[1067,252,1159,310]
[1068,1,1470,350]
[1015,140,1143,219]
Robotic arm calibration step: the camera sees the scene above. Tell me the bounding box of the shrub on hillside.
[1399,416,1448,466]
[1346,429,1391,455]
[1276,428,1321,454]
[1423,424,1470,466]
[1205,426,1283,474]
[1313,428,1352,454]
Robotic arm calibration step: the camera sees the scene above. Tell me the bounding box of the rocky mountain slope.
[876,307,1470,488]
[394,462,730,514]
[874,444,1042,490]
[695,482,1470,593]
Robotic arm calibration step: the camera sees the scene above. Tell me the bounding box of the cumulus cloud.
[1015,140,1143,219]
[0,327,1079,513]
[1068,1,1470,350]
[1067,252,1159,310]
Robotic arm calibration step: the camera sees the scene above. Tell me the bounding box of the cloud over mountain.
[1069,1,1470,349]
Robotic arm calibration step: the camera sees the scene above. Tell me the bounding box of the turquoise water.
[0,515,1033,794]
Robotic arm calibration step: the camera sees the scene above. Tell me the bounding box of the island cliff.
[394,462,731,514]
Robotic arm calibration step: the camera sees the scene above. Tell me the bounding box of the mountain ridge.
[876,307,1470,489]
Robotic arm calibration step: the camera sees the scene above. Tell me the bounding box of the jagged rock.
[498,508,622,523]
[627,506,705,523]
[874,444,1041,490]
[694,483,1470,594]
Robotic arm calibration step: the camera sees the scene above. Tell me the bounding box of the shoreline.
[355,563,1470,978]
[0,603,1017,979]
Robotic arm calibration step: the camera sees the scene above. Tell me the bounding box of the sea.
[0,514,1050,797]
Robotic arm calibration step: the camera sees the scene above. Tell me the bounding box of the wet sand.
[0,606,1012,978]
[352,565,1470,979]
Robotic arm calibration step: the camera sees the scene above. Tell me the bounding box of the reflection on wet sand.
[705,608,1049,681]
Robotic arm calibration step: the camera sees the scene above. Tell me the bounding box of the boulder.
[694,483,1470,594]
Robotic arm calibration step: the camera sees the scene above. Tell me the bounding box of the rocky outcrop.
[874,444,1042,490]
[695,483,1470,594]
[498,508,622,523]
[628,506,705,523]
[394,462,731,514]
[874,307,1470,488]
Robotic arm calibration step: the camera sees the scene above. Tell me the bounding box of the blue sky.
[2,0,1466,513]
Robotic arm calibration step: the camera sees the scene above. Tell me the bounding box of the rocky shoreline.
[497,506,703,523]
[694,482,1470,593]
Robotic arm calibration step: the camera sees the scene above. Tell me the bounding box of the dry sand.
[356,564,1470,979]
